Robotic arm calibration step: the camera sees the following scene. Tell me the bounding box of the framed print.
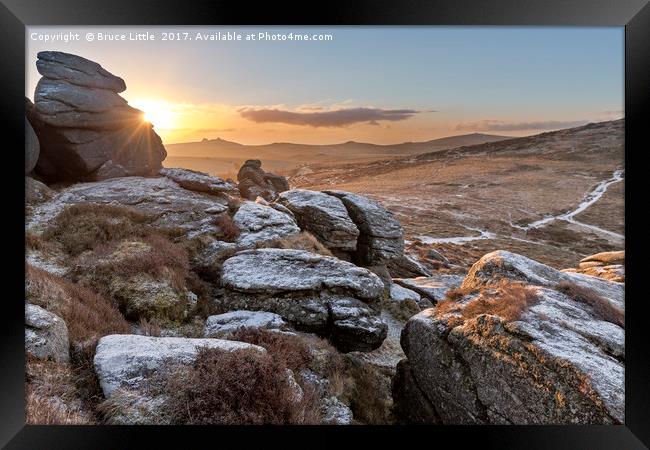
[2,0,648,447]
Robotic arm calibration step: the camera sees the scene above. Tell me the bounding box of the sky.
[26,26,624,145]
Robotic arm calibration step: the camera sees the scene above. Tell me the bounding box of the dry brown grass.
[27,266,130,353]
[555,281,624,328]
[213,214,241,243]
[138,318,162,337]
[156,347,321,425]
[41,204,152,256]
[229,328,311,373]
[436,280,539,326]
[255,231,333,257]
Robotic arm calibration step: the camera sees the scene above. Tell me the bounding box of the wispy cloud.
[455,119,589,132]
[239,107,430,128]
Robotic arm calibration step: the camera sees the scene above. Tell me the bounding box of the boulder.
[277,189,359,252]
[324,190,404,264]
[25,117,40,174]
[321,397,354,425]
[29,51,166,181]
[204,310,290,338]
[93,334,264,398]
[460,250,624,308]
[25,177,53,205]
[237,159,289,201]
[220,249,387,352]
[233,201,301,247]
[25,176,229,239]
[563,251,625,282]
[25,303,70,363]
[160,167,238,195]
[393,252,625,425]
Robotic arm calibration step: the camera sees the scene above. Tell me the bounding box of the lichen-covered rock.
[25,303,70,363]
[321,397,354,425]
[29,51,166,181]
[221,249,387,352]
[277,189,359,251]
[160,167,238,195]
[393,252,625,425]
[204,310,289,338]
[93,334,264,398]
[108,273,192,322]
[25,176,228,238]
[233,201,301,247]
[324,190,404,264]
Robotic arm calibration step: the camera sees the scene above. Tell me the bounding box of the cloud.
[239,107,428,128]
[455,119,589,132]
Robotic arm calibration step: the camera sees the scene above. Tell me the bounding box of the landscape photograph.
[24,26,624,425]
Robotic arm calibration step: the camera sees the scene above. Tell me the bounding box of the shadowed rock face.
[237,159,290,201]
[29,51,166,182]
[392,251,625,425]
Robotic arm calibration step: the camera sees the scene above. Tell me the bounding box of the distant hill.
[164,132,512,177]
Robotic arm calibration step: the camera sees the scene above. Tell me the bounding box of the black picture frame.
[2,0,648,448]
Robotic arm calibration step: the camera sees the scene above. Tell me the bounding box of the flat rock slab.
[25,176,228,238]
[204,310,289,337]
[94,334,264,398]
[222,248,384,300]
[160,167,237,195]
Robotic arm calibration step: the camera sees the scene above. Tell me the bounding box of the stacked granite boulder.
[27,51,166,182]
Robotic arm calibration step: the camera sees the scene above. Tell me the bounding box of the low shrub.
[228,328,312,373]
[41,204,151,256]
[555,281,624,328]
[157,347,321,424]
[213,214,241,243]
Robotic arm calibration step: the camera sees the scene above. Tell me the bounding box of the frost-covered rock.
[204,310,289,337]
[277,189,359,251]
[25,176,228,238]
[25,303,70,363]
[93,334,264,398]
[322,397,354,425]
[25,177,53,205]
[233,201,301,247]
[461,250,623,308]
[385,283,422,320]
[389,284,421,303]
[221,249,387,352]
[223,249,383,299]
[324,190,404,264]
[160,167,238,195]
[395,274,464,303]
[393,252,625,425]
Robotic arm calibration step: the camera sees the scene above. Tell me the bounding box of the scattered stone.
[277,189,359,251]
[25,303,70,363]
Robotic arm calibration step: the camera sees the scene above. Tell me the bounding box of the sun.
[130,99,177,129]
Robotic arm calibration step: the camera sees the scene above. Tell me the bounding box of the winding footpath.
[513,169,624,240]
